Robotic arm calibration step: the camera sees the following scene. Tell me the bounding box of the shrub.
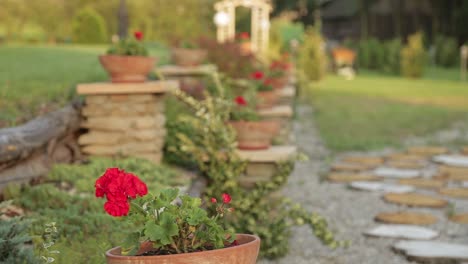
[72,7,108,44]
[357,38,385,70]
[382,38,402,75]
[435,35,459,68]
[0,212,39,264]
[298,27,327,81]
[401,32,427,78]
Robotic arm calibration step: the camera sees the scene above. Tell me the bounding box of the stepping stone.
[342,156,384,166]
[462,146,468,155]
[350,181,414,193]
[393,241,468,261]
[331,163,374,172]
[384,193,448,208]
[375,212,438,225]
[387,153,427,163]
[387,160,426,169]
[449,213,468,224]
[433,155,468,167]
[398,178,446,189]
[439,188,468,199]
[438,165,468,181]
[408,146,449,156]
[364,225,438,240]
[463,181,468,187]
[374,167,421,179]
[327,173,380,183]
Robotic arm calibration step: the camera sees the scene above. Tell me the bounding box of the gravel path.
[259,104,468,264]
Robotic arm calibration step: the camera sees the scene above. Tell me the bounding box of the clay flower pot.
[99,55,156,83]
[172,48,207,67]
[229,121,279,150]
[269,76,289,89]
[256,90,279,109]
[106,234,260,264]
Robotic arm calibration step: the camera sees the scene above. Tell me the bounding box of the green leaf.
[186,208,207,226]
[144,214,178,246]
[121,232,140,256]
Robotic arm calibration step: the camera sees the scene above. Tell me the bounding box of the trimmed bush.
[435,35,459,68]
[72,7,107,44]
[357,38,385,70]
[382,38,402,75]
[401,32,427,78]
[298,27,327,81]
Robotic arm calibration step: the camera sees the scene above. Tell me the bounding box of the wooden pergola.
[214,0,272,57]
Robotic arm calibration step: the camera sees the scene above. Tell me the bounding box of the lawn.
[306,70,468,152]
[0,44,169,127]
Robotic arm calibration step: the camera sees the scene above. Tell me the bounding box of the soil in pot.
[106,234,260,264]
[229,121,279,150]
[99,55,156,83]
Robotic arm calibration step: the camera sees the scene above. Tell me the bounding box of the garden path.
[259,104,468,264]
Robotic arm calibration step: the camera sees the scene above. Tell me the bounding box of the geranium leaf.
[144,214,178,246]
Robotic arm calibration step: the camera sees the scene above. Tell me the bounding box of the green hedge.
[401,32,427,78]
[72,7,108,44]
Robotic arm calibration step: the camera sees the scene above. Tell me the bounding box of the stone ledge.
[156,64,217,76]
[278,86,296,98]
[236,146,297,162]
[258,105,293,118]
[77,81,178,95]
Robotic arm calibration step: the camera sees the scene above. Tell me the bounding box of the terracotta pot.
[229,121,279,150]
[269,76,289,89]
[172,48,207,67]
[99,55,156,83]
[256,90,279,109]
[106,234,260,264]
[239,42,251,56]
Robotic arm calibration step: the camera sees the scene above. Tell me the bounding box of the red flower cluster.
[234,96,247,106]
[250,70,264,80]
[95,168,148,217]
[238,32,250,40]
[270,60,291,71]
[134,31,143,41]
[222,193,231,204]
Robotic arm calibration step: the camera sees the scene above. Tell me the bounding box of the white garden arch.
[214,0,272,57]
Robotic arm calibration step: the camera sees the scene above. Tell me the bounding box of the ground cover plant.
[2,157,189,264]
[306,71,468,152]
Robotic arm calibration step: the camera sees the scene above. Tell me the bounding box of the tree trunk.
[0,103,82,189]
[118,0,129,39]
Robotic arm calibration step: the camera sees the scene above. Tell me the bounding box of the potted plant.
[250,70,278,109]
[96,168,260,264]
[172,40,207,67]
[229,96,279,150]
[99,31,156,83]
[267,54,292,89]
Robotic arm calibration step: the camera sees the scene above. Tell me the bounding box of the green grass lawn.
[306,69,468,152]
[0,44,169,126]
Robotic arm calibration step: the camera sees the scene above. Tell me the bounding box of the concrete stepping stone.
[394,240,468,261]
[463,181,468,187]
[398,178,446,189]
[331,163,374,172]
[439,188,468,199]
[386,153,427,163]
[327,173,380,183]
[350,181,414,193]
[384,193,448,208]
[386,160,426,169]
[342,156,384,166]
[408,146,449,156]
[433,155,468,167]
[449,213,468,224]
[364,225,438,240]
[375,212,438,225]
[374,167,421,179]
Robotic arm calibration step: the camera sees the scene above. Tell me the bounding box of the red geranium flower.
[222,193,231,204]
[104,200,130,217]
[250,71,264,80]
[239,32,250,40]
[211,197,217,203]
[234,96,247,106]
[134,31,143,41]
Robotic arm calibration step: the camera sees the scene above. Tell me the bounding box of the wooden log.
[0,104,81,165]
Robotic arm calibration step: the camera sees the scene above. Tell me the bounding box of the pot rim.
[105,233,260,259]
[99,54,156,60]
